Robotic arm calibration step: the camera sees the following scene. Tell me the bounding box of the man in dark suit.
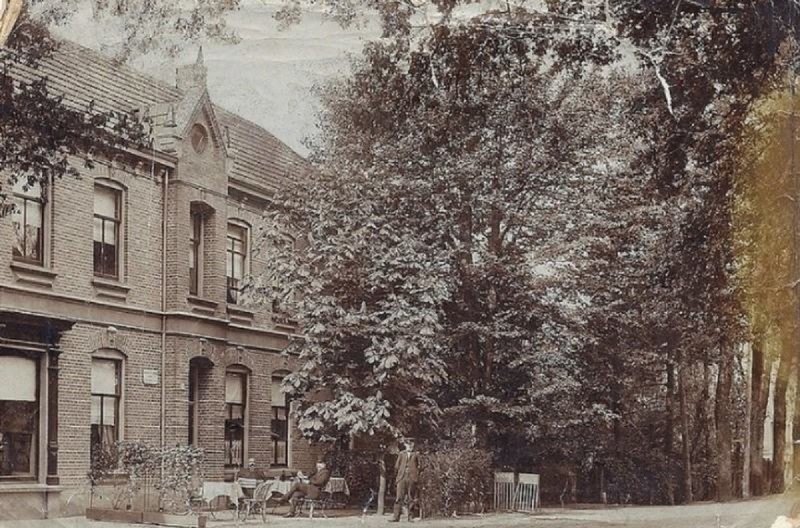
[279,460,331,517]
[390,438,420,522]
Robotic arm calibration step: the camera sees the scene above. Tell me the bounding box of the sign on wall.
[142,368,160,386]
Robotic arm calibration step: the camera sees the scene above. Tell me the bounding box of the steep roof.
[8,40,305,194]
[216,106,305,192]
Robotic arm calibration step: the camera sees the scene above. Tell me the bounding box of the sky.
[52,1,383,155]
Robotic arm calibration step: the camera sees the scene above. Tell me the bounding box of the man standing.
[279,460,331,517]
[390,438,420,522]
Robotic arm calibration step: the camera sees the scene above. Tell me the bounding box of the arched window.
[90,350,125,463]
[93,181,125,279]
[188,356,213,446]
[226,220,250,304]
[271,372,290,467]
[10,177,46,265]
[224,366,249,467]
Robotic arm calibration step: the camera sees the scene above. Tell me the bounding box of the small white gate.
[493,472,515,512]
[514,473,540,513]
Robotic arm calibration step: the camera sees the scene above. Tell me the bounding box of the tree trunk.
[771,329,796,493]
[377,458,387,515]
[665,359,676,505]
[715,346,734,502]
[679,361,693,503]
[742,343,752,498]
[750,337,769,496]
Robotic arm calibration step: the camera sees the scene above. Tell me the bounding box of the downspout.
[158,140,169,491]
[161,167,168,454]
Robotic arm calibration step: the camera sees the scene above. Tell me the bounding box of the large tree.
[253,19,644,455]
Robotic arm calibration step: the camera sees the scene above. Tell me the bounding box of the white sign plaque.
[143,368,160,386]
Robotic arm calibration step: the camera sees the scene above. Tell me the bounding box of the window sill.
[227,304,255,326]
[272,314,298,332]
[92,277,130,301]
[188,295,218,315]
[0,482,64,493]
[10,261,57,288]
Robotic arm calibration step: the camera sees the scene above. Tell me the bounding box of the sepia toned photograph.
[2,1,800,527]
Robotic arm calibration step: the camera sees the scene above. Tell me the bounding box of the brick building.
[0,43,323,519]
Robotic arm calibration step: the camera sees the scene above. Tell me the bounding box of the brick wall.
[0,95,324,521]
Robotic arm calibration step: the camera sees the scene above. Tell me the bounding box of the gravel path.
[1,494,798,528]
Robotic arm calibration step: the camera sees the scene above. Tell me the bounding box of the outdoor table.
[263,479,293,498]
[201,481,245,513]
[325,477,350,496]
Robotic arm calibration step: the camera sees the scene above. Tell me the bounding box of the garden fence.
[493,471,540,513]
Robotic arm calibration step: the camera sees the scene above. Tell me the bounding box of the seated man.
[278,460,331,517]
[237,457,267,499]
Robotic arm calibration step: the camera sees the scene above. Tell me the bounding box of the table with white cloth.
[201,481,245,510]
[324,477,350,496]
[262,479,293,499]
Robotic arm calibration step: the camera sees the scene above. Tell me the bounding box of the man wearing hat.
[278,459,331,517]
[237,457,266,499]
[390,437,420,522]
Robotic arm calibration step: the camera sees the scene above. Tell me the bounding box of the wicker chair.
[238,480,272,522]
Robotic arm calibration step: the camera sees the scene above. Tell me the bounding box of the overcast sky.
[54,1,383,155]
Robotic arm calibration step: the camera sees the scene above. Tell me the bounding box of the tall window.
[188,363,199,446]
[224,370,247,467]
[90,358,121,463]
[11,178,44,264]
[94,185,121,278]
[226,223,247,304]
[271,375,288,466]
[0,355,39,479]
[189,212,203,295]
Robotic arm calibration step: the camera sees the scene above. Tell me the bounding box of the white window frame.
[224,366,250,467]
[226,220,250,304]
[93,180,126,281]
[90,349,126,461]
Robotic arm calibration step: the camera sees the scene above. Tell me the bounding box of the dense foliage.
[7,0,800,507]
[256,0,800,505]
[253,22,644,450]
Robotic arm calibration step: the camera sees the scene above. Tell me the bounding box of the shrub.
[88,440,204,513]
[418,447,492,517]
[157,445,204,513]
[88,440,159,510]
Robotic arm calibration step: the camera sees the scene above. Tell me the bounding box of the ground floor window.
[0,355,39,479]
[271,375,288,467]
[224,369,247,467]
[188,363,199,446]
[90,357,121,463]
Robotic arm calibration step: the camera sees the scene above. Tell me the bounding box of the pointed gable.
[173,87,228,156]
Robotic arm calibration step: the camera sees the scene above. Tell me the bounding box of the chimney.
[176,47,207,92]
